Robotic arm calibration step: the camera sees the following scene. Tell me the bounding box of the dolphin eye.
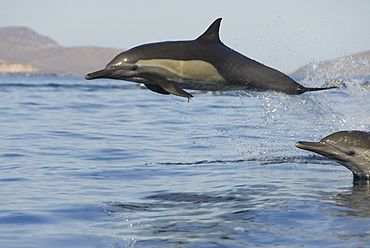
[346,150,356,156]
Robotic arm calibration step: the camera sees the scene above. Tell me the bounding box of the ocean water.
[0,75,370,247]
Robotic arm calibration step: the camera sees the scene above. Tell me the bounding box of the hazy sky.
[1,0,369,73]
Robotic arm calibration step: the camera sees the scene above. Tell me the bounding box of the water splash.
[300,56,370,131]
[212,73,369,159]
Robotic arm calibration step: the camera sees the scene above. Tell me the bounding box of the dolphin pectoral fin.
[144,84,170,95]
[140,74,193,98]
[156,79,193,98]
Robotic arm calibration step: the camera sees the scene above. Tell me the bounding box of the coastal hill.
[291,50,370,77]
[0,26,369,77]
[0,26,122,76]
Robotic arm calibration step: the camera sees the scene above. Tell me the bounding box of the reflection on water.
[106,185,280,247]
[324,184,370,218]
[105,178,370,247]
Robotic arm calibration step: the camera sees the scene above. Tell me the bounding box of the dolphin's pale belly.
[136,59,224,81]
[135,59,232,91]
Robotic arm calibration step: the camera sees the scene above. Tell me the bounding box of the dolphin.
[296,131,370,181]
[85,18,336,98]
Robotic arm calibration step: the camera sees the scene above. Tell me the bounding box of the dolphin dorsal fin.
[196,18,222,43]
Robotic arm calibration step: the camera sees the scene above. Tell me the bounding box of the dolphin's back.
[321,131,370,150]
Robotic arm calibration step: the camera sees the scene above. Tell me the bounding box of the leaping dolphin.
[296,131,370,181]
[85,18,336,98]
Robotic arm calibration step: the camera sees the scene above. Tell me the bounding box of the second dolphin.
[296,131,370,181]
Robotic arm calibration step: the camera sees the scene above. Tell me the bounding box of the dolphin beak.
[85,73,94,80]
[85,68,113,80]
[295,141,324,151]
[296,141,342,160]
[295,141,338,157]
[85,64,138,80]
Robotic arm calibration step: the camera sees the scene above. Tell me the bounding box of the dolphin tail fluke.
[301,86,338,94]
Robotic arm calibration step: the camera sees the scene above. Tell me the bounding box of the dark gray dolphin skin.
[296,131,370,181]
[85,18,336,98]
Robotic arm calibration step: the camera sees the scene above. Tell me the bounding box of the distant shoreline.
[1,26,369,77]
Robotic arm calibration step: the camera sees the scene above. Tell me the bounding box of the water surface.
[1,75,370,247]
